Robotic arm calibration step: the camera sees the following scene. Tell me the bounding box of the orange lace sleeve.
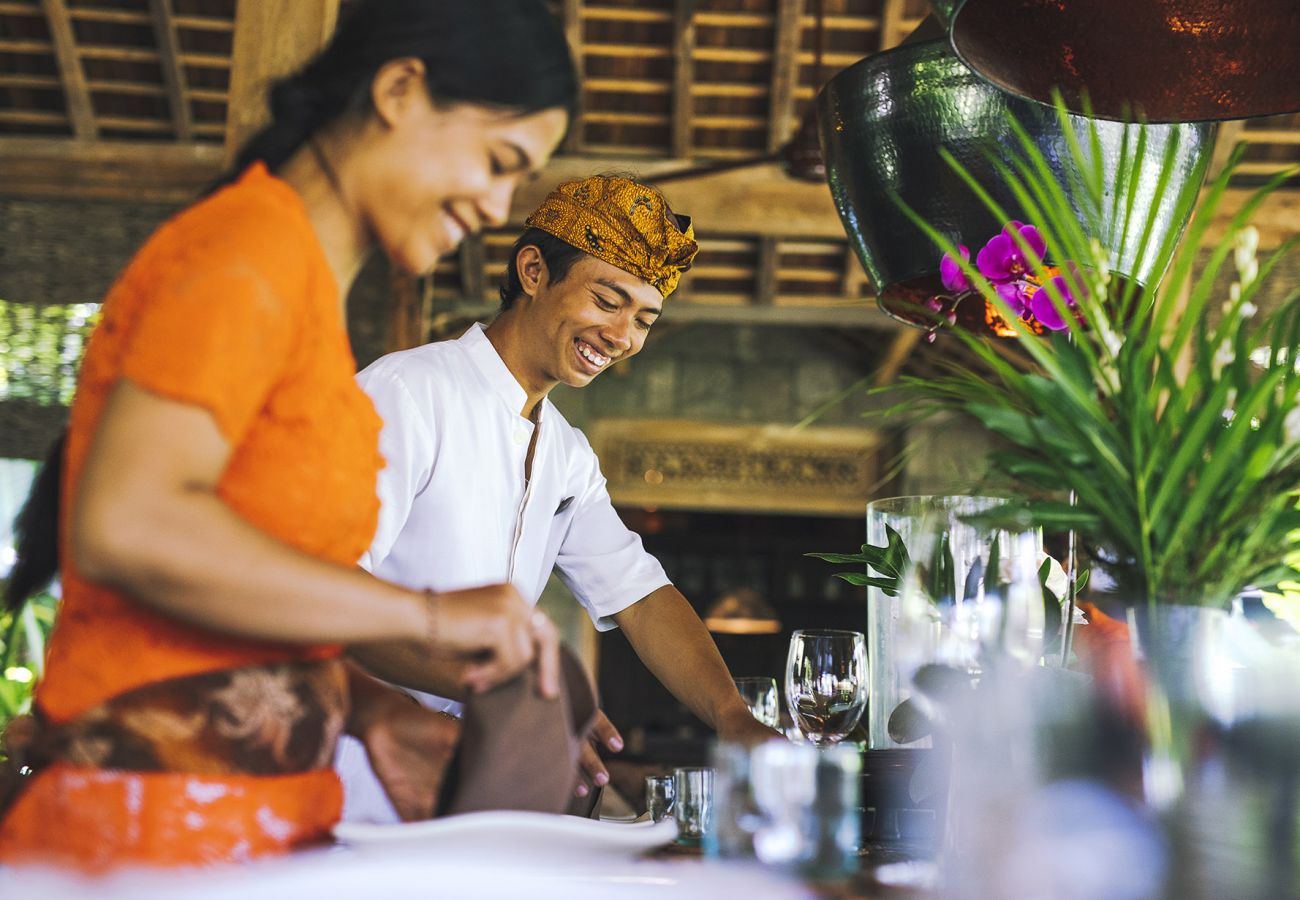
[117,221,304,445]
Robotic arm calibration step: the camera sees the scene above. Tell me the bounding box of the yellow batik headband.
[524,175,699,297]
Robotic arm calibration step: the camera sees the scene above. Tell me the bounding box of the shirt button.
[513,427,528,446]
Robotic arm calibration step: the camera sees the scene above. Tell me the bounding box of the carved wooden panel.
[588,418,886,516]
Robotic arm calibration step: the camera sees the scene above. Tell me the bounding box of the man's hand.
[574,708,624,798]
[360,693,462,821]
[716,706,785,748]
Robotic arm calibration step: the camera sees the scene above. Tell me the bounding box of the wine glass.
[785,629,868,747]
[734,676,780,728]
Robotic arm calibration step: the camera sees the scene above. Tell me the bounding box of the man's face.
[529,254,664,389]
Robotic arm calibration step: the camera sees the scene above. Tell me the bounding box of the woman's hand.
[422,585,561,698]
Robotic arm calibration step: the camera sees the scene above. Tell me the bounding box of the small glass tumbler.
[645,773,675,823]
[735,676,781,728]
[751,741,861,878]
[673,766,715,846]
[707,741,764,860]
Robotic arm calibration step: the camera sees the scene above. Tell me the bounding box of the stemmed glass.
[734,676,780,728]
[785,629,868,747]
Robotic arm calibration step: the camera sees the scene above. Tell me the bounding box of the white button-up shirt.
[336,324,670,823]
[357,323,670,620]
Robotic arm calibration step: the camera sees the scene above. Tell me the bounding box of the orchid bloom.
[976,221,1046,282]
[1029,275,1078,331]
[940,244,973,294]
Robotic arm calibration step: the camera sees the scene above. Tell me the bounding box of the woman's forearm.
[75,479,427,645]
[348,640,469,699]
[71,380,427,646]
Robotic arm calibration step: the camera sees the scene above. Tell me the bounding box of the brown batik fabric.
[5,658,348,781]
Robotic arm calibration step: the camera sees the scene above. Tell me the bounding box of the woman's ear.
[516,245,548,299]
[370,57,429,129]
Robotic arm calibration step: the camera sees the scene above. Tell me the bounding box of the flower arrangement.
[926,221,1079,340]
[890,103,1300,610]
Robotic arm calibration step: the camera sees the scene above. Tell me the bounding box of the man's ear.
[516,245,548,299]
[370,57,429,129]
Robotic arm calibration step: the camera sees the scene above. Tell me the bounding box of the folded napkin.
[438,647,598,817]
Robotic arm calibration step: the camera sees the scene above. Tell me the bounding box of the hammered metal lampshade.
[818,38,1214,335]
[929,0,1300,123]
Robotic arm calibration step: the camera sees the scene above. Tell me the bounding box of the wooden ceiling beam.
[671,0,696,159]
[0,138,223,202]
[0,137,1294,252]
[148,0,194,141]
[40,0,96,139]
[767,0,805,153]
[223,0,340,168]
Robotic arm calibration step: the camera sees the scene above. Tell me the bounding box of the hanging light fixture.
[929,0,1300,123]
[703,588,783,635]
[817,35,1214,337]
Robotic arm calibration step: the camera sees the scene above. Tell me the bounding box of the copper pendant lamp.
[929,0,1300,123]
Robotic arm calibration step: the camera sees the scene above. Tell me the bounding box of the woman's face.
[356,62,568,276]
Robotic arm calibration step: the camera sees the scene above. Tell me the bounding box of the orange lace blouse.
[0,163,384,870]
[39,162,384,724]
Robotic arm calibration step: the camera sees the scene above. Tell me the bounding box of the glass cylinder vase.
[864,495,1044,749]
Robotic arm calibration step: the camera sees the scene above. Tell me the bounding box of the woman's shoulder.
[142,164,322,284]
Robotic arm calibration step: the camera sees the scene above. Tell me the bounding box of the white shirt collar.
[458,323,540,421]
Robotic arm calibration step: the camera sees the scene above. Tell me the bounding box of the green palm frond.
[888,100,1300,607]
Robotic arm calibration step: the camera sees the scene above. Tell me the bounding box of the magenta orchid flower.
[940,244,972,294]
[995,280,1033,318]
[975,221,1046,282]
[1029,275,1077,331]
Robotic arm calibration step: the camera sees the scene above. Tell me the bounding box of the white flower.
[1285,405,1300,444]
[1039,552,1069,600]
[1212,338,1235,379]
[1234,226,1260,289]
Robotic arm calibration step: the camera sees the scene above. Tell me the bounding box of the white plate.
[333,810,679,863]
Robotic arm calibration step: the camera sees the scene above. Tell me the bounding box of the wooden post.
[755,236,779,305]
[561,0,585,153]
[223,0,341,167]
[767,0,804,152]
[671,0,696,159]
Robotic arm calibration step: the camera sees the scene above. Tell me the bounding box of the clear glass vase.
[864,495,1044,750]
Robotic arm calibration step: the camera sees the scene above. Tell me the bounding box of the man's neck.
[483,314,554,420]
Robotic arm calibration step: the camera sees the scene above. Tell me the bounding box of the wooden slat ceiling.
[2,0,1298,334]
[5,0,1300,170]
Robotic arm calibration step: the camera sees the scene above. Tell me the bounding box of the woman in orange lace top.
[0,0,575,872]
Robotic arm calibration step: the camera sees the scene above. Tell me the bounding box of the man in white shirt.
[338,175,778,823]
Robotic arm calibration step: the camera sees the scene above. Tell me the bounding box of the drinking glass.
[645,774,675,823]
[785,629,868,747]
[735,676,781,728]
[673,767,715,845]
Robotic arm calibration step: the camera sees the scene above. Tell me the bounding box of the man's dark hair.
[497,228,588,311]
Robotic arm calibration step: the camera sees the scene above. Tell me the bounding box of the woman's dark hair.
[498,228,589,311]
[214,0,578,190]
[4,432,63,612]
